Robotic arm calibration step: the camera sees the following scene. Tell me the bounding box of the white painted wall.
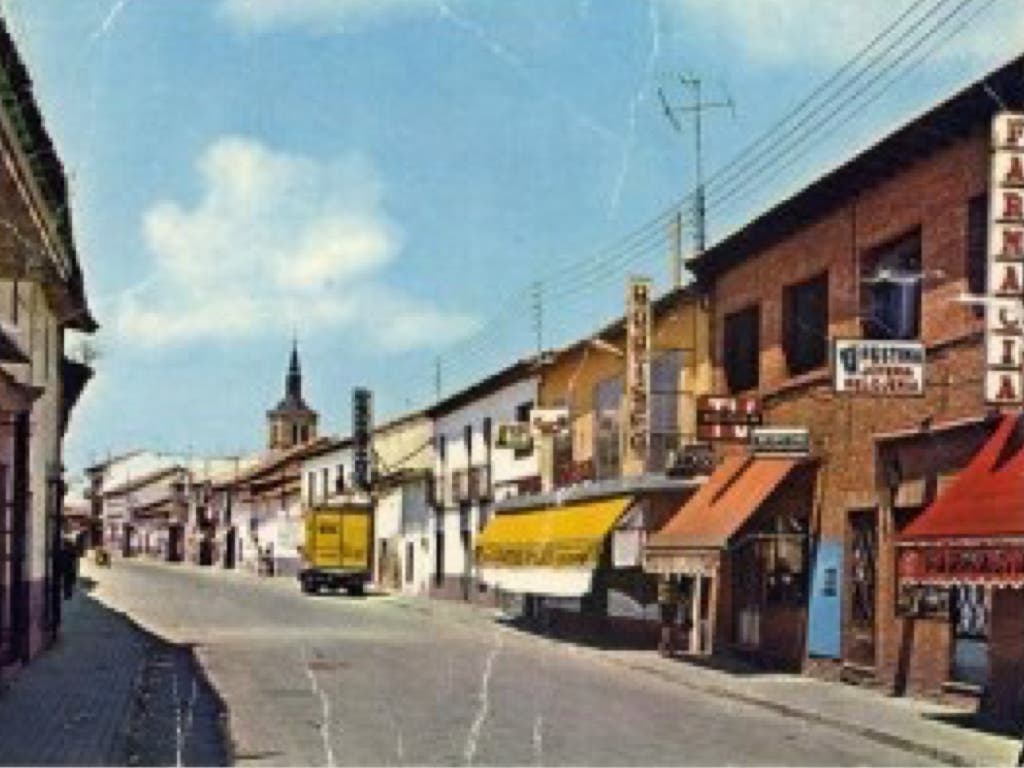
[431,376,538,583]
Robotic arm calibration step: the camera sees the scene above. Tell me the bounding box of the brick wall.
[706,129,995,691]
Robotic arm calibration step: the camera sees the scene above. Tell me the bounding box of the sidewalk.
[0,571,228,767]
[599,648,1021,767]
[403,594,1022,767]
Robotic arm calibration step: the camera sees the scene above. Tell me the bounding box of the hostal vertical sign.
[987,112,1024,404]
[624,277,652,471]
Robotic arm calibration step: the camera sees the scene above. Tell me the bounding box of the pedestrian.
[657,574,680,657]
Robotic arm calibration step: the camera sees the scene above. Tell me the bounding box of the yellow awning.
[476,496,633,569]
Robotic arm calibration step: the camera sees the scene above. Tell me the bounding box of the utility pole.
[531,281,543,356]
[668,209,683,289]
[659,75,733,256]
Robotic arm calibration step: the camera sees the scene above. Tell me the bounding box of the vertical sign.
[986,113,1024,404]
[624,276,652,473]
[352,387,373,491]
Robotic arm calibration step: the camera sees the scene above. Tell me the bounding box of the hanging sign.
[833,339,924,396]
[624,277,652,470]
[986,112,1024,404]
[696,395,762,441]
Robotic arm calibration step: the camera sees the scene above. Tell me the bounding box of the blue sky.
[4,0,1022,470]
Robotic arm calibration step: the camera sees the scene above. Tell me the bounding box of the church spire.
[286,335,301,400]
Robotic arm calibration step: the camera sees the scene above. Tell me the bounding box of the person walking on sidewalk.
[657,574,680,657]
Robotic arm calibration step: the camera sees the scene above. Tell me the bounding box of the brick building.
[647,55,1024,719]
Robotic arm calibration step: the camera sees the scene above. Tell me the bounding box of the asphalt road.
[88,559,935,767]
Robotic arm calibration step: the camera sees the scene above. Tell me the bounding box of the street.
[85,559,938,767]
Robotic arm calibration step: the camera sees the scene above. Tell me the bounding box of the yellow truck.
[299,504,373,596]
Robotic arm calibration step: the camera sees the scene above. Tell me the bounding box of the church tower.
[267,339,318,450]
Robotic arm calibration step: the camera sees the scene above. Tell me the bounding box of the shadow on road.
[0,587,231,767]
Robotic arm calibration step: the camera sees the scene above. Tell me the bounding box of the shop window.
[861,231,922,340]
[783,273,829,376]
[724,305,760,393]
[765,536,807,605]
[966,195,988,319]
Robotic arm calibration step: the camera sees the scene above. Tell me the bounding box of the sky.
[2,0,1022,472]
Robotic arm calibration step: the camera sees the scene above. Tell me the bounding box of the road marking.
[462,628,503,766]
[304,647,337,768]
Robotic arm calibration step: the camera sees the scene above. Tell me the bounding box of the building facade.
[427,361,541,603]
[0,19,96,672]
[645,56,1024,718]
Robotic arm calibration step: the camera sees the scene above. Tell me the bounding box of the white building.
[425,360,540,603]
[372,412,433,595]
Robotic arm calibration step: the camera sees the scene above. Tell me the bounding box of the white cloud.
[117,136,478,350]
[659,0,1024,67]
[217,0,437,33]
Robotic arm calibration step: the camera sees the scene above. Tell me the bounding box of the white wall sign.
[624,276,652,469]
[986,112,1024,404]
[833,339,925,396]
[750,427,810,455]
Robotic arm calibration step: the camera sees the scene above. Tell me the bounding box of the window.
[594,375,623,480]
[335,465,345,494]
[464,424,473,461]
[724,305,760,393]
[437,434,446,461]
[406,541,414,583]
[861,232,922,340]
[513,401,533,459]
[292,424,300,445]
[482,417,492,449]
[650,351,684,471]
[783,273,829,376]
[321,468,329,502]
[307,472,315,503]
[967,195,988,319]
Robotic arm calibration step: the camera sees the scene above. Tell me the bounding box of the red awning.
[899,414,1024,541]
[897,414,1024,587]
[647,455,799,551]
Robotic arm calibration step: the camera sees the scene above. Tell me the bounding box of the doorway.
[846,509,877,667]
[224,527,237,569]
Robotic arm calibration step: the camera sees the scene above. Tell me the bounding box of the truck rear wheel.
[300,576,317,594]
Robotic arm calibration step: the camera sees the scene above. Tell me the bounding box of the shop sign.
[833,339,924,396]
[529,407,569,434]
[750,427,810,456]
[897,542,1024,585]
[696,395,762,441]
[985,111,1024,405]
[624,277,652,466]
